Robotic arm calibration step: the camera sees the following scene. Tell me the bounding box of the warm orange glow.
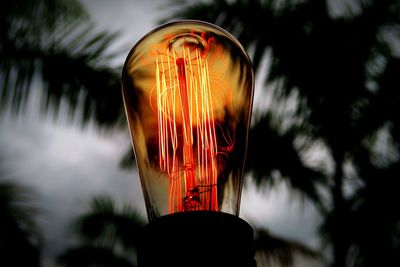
[154,46,224,213]
[122,20,254,220]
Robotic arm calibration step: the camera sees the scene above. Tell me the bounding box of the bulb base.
[137,211,256,267]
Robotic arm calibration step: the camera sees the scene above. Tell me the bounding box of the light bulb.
[122,20,254,221]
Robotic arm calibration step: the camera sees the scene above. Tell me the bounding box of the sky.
[0,0,323,266]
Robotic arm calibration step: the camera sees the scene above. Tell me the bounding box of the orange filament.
[155,47,219,213]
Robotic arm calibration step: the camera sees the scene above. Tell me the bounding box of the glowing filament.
[155,47,219,213]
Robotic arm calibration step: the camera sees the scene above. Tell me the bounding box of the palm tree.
[0,166,42,267]
[1,1,130,266]
[58,195,145,267]
[164,0,400,266]
[1,0,124,128]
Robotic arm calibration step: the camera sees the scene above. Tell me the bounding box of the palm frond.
[119,147,136,169]
[1,0,125,129]
[246,114,326,207]
[0,178,42,267]
[1,0,88,33]
[254,227,324,267]
[61,195,144,267]
[74,195,145,249]
[347,153,400,267]
[0,182,40,236]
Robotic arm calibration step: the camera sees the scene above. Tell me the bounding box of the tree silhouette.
[165,0,400,266]
[58,195,145,267]
[0,168,42,267]
[1,0,124,128]
[1,0,127,266]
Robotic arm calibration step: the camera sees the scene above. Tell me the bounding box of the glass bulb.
[122,20,254,221]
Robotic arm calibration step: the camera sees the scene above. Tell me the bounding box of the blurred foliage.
[254,228,324,267]
[0,170,42,267]
[58,195,145,267]
[0,0,125,128]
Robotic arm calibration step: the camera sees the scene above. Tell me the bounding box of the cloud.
[0,113,146,257]
[241,180,322,250]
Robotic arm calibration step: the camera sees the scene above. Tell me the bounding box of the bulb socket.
[137,211,256,267]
